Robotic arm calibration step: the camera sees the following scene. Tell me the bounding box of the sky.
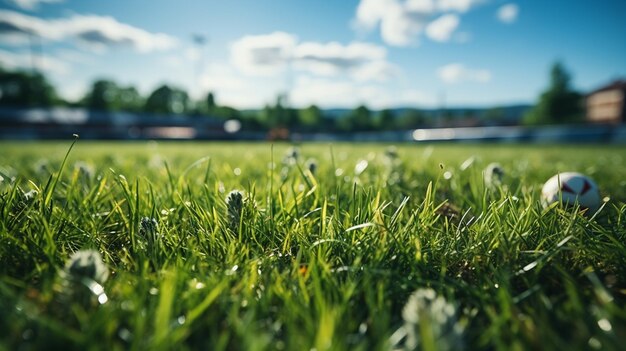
[0,0,625,109]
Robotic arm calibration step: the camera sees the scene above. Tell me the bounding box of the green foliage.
[298,105,323,129]
[397,109,428,129]
[339,105,373,131]
[84,79,144,112]
[144,84,190,115]
[0,142,625,350]
[0,68,57,107]
[376,109,395,130]
[524,62,584,125]
[206,92,216,112]
[260,94,298,128]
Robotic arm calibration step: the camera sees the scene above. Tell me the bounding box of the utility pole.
[191,34,208,101]
[28,33,44,73]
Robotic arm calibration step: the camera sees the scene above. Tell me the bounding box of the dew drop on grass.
[177,315,186,325]
[443,171,452,180]
[423,146,434,159]
[355,160,368,175]
[195,282,205,290]
[98,294,108,304]
[22,329,34,340]
[118,328,132,342]
[149,287,158,295]
[227,265,239,275]
[460,156,475,171]
[121,300,133,310]
[597,318,612,332]
[588,337,602,350]
[234,168,241,176]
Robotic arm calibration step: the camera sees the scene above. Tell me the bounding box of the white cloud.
[353,0,480,46]
[437,0,476,13]
[198,63,280,108]
[437,63,491,83]
[5,0,63,11]
[426,14,459,42]
[380,4,430,46]
[0,10,178,53]
[290,76,434,109]
[497,3,519,24]
[355,0,398,29]
[53,48,93,64]
[231,33,398,81]
[230,31,297,75]
[351,61,400,82]
[294,41,387,76]
[0,48,69,74]
[453,31,471,43]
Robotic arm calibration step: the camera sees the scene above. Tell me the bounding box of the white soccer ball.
[541,172,601,213]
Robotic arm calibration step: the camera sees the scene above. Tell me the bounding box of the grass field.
[1,140,625,350]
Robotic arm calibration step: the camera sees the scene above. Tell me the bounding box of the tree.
[344,105,372,131]
[484,107,505,125]
[0,68,57,107]
[84,79,143,112]
[260,94,296,128]
[206,92,216,112]
[397,109,428,129]
[86,80,119,111]
[298,105,322,129]
[523,62,583,125]
[376,109,395,130]
[117,86,143,112]
[144,84,190,115]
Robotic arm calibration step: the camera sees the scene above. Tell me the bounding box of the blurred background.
[0,0,624,142]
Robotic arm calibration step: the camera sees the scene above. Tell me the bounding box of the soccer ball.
[541,172,601,213]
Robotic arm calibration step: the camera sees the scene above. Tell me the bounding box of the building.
[586,80,626,124]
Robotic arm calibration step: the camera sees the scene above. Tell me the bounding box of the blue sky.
[0,0,625,109]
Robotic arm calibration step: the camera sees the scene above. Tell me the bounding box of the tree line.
[0,62,585,131]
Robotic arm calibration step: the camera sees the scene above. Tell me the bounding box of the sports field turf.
[1,141,625,350]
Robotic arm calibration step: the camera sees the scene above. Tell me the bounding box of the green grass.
[1,141,625,351]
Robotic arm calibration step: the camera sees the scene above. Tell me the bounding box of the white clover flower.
[396,288,464,351]
[139,217,159,241]
[305,158,318,176]
[226,190,244,232]
[74,161,95,179]
[355,160,369,175]
[385,146,399,160]
[33,159,50,175]
[484,162,505,187]
[64,250,109,284]
[12,189,38,213]
[23,189,38,202]
[282,147,300,165]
